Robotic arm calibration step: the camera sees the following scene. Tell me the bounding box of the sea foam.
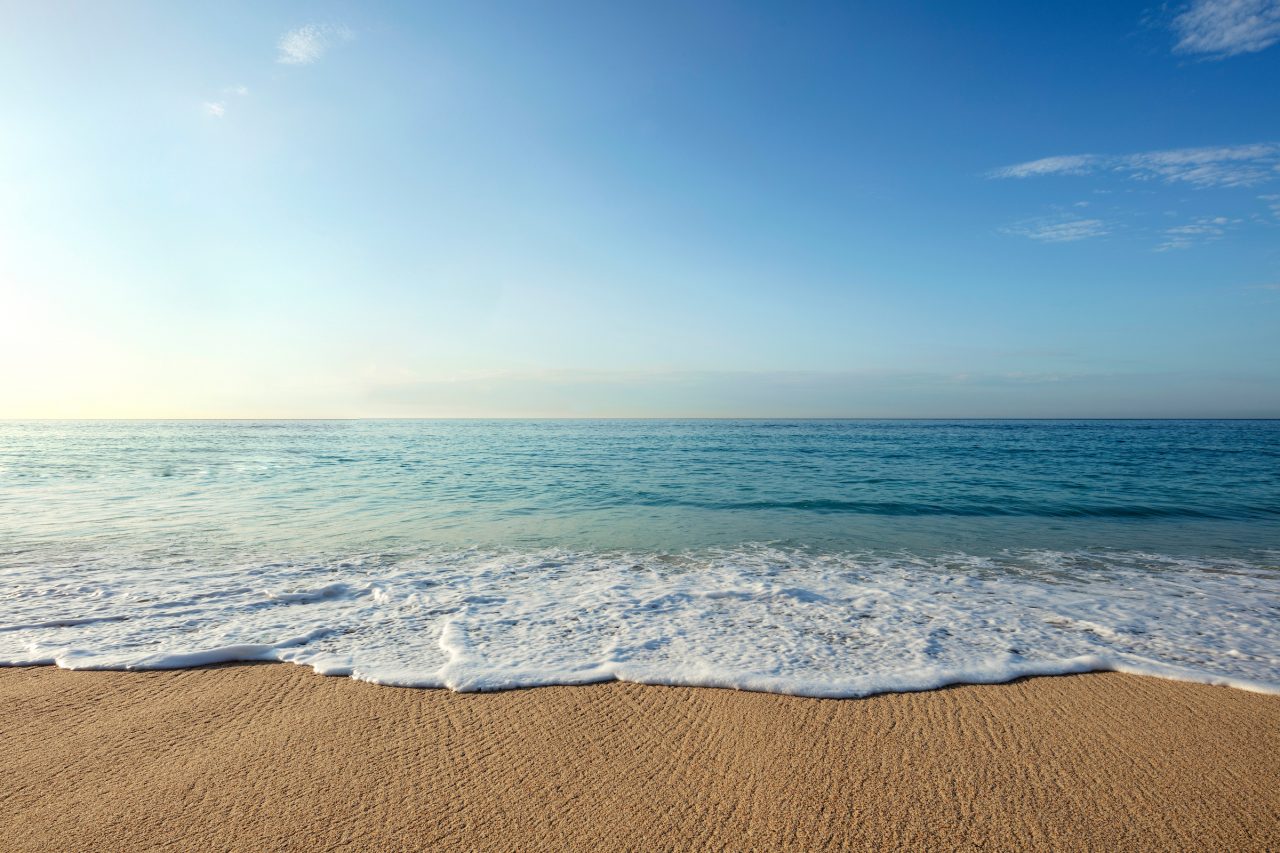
[2,546,1277,698]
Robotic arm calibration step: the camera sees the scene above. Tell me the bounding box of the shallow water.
[1,420,1277,695]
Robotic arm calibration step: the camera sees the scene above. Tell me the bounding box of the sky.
[1,0,1278,418]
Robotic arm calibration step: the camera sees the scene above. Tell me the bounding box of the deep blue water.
[2,419,1276,556]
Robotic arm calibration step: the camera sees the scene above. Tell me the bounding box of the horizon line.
[3,417,1278,423]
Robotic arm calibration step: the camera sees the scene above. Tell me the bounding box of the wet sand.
[2,665,1277,851]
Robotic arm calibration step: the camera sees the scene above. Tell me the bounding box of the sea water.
[1,419,1277,696]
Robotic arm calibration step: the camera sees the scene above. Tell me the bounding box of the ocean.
[1,419,1277,696]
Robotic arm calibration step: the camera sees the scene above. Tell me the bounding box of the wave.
[630,498,1280,519]
[2,546,1277,699]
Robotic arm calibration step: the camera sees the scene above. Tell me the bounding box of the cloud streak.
[1155,216,1237,250]
[990,143,1280,188]
[1172,0,1280,57]
[989,155,1099,179]
[277,23,352,65]
[999,217,1108,243]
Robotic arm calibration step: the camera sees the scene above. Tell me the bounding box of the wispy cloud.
[990,143,1280,188]
[989,155,1101,180]
[999,217,1109,243]
[1172,0,1280,57]
[200,86,246,120]
[1126,144,1280,186]
[277,23,353,65]
[1155,216,1238,250]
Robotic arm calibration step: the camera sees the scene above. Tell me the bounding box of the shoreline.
[5,664,1278,851]
[8,654,1280,699]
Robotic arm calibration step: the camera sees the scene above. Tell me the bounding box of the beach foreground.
[3,666,1277,851]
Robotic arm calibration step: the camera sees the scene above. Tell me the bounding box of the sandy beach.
[2,666,1276,851]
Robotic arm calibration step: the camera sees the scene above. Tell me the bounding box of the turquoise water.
[1,420,1277,695]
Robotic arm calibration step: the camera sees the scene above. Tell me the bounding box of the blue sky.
[1,0,1278,417]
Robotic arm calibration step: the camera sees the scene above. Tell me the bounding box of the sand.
[2,666,1277,851]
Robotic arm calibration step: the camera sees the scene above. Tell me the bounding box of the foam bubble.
[1,546,1276,698]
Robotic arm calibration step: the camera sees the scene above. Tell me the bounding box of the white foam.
[1,546,1277,698]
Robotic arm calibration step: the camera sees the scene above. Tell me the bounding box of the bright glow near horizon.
[2,1,1278,418]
